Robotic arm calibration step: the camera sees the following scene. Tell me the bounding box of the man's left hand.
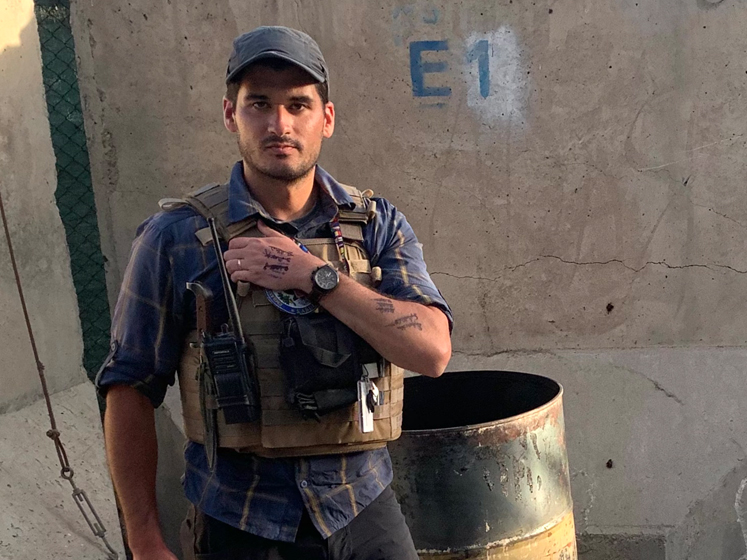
[224,221,323,292]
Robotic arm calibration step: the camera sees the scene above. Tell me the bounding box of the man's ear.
[323,102,335,138]
[223,97,238,133]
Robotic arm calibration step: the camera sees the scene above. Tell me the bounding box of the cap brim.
[226,51,326,84]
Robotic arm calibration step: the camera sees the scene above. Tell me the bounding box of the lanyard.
[330,215,350,275]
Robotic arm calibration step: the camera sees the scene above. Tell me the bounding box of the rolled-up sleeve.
[365,198,453,330]
[95,215,183,407]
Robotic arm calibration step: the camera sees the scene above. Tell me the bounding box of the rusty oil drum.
[389,371,576,559]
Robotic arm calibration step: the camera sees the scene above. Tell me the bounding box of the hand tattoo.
[263,247,293,263]
[374,297,395,314]
[387,313,423,331]
[262,246,293,278]
[263,262,289,278]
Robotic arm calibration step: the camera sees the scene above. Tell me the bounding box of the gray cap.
[226,26,329,87]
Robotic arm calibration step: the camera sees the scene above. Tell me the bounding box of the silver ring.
[237,259,242,269]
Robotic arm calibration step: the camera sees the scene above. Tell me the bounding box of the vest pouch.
[280,314,374,417]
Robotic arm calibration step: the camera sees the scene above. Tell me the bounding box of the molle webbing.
[175,182,403,457]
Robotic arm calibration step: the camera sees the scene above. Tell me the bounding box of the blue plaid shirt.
[96,162,452,542]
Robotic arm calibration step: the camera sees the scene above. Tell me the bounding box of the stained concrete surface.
[578,534,666,560]
[0,382,125,560]
[65,0,747,558]
[0,0,87,413]
[1,3,124,559]
[665,463,747,560]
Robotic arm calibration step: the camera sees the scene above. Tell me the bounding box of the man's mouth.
[265,143,297,152]
[263,137,301,154]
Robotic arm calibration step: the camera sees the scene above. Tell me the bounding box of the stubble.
[239,134,322,183]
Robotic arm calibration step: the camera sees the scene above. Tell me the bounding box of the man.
[96,26,452,560]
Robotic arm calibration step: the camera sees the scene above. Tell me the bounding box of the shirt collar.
[226,161,356,225]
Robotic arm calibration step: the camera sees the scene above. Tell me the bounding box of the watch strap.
[307,265,338,305]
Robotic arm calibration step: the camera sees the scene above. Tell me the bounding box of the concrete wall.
[0,0,87,412]
[0,2,124,559]
[69,0,747,558]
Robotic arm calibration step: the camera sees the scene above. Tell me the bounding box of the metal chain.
[0,189,119,559]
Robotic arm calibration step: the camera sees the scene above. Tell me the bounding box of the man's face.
[223,64,334,183]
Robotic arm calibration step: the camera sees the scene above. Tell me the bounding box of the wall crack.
[451,349,557,358]
[644,377,684,406]
[431,256,747,282]
[691,201,747,230]
[542,254,747,274]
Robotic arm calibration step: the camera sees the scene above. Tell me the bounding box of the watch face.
[315,265,339,291]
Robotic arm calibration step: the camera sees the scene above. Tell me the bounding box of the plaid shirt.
[96,161,452,542]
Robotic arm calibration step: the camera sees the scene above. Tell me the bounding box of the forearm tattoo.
[263,246,293,278]
[374,297,395,314]
[387,313,423,331]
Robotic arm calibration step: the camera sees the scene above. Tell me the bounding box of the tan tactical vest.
[166,182,403,458]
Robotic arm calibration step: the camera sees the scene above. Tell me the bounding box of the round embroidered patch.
[265,289,316,315]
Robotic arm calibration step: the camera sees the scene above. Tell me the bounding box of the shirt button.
[300,480,308,489]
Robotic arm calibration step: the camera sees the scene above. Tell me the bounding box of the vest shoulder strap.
[337,183,376,226]
[177,182,257,243]
[158,182,232,238]
[183,183,231,240]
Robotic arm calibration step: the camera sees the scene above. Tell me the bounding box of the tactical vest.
[163,182,404,458]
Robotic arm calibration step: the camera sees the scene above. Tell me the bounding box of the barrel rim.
[400,371,564,435]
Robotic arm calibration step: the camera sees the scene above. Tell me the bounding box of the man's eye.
[252,102,269,109]
[289,103,306,112]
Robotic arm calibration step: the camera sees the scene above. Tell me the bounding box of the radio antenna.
[208,218,244,340]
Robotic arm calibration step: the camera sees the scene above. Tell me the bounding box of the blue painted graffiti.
[409,40,452,97]
[392,5,414,19]
[409,38,495,100]
[466,39,490,98]
[392,4,439,23]
[391,5,439,46]
[423,8,439,24]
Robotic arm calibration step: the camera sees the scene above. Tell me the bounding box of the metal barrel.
[389,370,576,560]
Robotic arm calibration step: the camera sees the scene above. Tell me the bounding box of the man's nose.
[267,105,293,136]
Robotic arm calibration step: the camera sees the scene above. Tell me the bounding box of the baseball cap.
[226,26,329,88]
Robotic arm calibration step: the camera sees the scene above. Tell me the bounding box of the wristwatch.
[308,264,340,304]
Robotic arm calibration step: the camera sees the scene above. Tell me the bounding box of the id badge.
[357,380,374,433]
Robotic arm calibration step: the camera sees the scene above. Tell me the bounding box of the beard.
[238,133,321,183]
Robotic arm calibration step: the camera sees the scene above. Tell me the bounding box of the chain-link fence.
[34,0,111,381]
